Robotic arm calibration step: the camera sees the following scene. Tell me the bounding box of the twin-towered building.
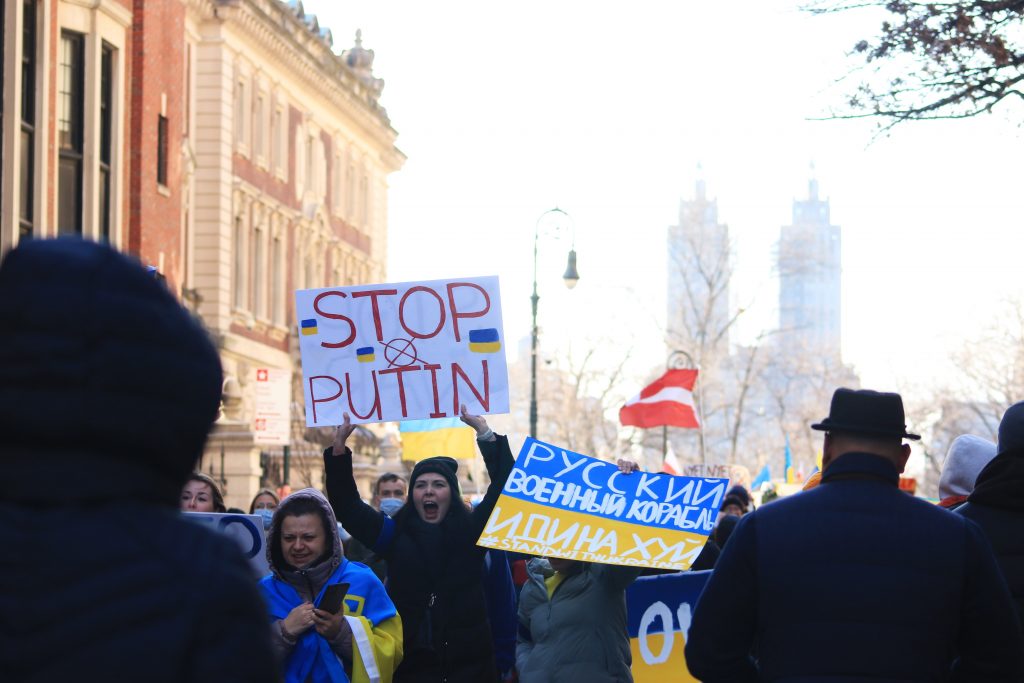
[1,0,404,507]
[667,170,842,362]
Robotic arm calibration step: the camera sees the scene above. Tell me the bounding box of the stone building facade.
[1,1,405,508]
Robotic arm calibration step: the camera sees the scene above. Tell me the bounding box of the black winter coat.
[685,452,1024,682]
[0,239,278,683]
[325,435,515,683]
[961,449,1024,632]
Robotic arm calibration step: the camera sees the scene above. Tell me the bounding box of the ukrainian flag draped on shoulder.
[260,560,403,683]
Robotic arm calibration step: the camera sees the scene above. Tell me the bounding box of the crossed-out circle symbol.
[383,338,421,367]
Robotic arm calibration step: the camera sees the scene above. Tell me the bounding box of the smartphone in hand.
[318,582,350,614]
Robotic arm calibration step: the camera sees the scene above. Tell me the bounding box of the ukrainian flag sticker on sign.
[469,328,501,353]
[300,318,318,336]
[356,346,375,363]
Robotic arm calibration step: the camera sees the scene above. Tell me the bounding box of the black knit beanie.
[410,456,460,494]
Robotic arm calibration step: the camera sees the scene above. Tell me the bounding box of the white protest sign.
[295,276,509,426]
[252,367,291,446]
[183,512,270,577]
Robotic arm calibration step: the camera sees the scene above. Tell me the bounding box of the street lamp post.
[530,207,579,439]
[663,349,706,466]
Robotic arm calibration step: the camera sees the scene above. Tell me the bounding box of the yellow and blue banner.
[477,438,727,570]
[627,571,710,682]
[356,346,375,363]
[399,416,476,461]
[300,318,318,336]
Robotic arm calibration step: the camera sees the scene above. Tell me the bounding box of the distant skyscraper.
[667,170,731,358]
[778,171,841,360]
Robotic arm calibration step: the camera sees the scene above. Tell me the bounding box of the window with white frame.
[271,228,283,325]
[253,216,265,317]
[233,213,247,309]
[58,31,85,235]
[254,93,264,162]
[234,79,247,150]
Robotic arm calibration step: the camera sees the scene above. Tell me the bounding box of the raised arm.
[323,414,392,554]
[461,406,516,533]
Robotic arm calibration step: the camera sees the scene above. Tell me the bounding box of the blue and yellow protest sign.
[477,438,727,570]
[627,571,710,681]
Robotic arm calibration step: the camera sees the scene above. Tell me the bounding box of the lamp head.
[562,249,579,289]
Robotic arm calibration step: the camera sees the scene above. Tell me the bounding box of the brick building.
[1,1,404,508]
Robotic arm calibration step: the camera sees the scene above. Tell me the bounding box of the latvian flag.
[619,368,700,429]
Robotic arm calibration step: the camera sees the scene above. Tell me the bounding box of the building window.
[253,222,264,317]
[360,172,369,228]
[18,0,38,240]
[233,215,246,309]
[99,44,114,241]
[272,108,283,173]
[58,31,85,236]
[157,115,168,186]
[271,233,283,324]
[254,95,264,160]
[234,80,246,147]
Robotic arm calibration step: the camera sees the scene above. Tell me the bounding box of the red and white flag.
[619,368,700,429]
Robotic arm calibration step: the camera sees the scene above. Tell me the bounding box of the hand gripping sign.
[477,438,728,570]
[295,276,510,426]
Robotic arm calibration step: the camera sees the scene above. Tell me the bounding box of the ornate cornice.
[194,0,404,171]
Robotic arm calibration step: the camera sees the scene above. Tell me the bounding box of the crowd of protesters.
[4,237,1024,682]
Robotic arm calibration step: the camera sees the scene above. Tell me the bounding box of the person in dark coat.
[324,407,515,683]
[686,388,1023,682]
[0,239,277,683]
[960,401,1024,630]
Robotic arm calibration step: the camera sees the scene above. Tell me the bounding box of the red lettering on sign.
[313,291,357,349]
[445,282,490,342]
[399,286,446,339]
[308,375,343,424]
[352,289,399,342]
[379,365,422,418]
[452,360,490,414]
[345,370,382,421]
[423,363,445,418]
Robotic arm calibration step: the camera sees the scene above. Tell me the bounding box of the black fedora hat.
[811,388,920,440]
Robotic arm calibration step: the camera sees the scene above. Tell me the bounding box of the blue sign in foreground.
[627,570,712,682]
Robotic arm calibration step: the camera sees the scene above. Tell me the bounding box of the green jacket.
[517,558,642,682]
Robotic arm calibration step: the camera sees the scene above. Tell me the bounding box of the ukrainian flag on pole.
[399,417,476,462]
[784,434,796,484]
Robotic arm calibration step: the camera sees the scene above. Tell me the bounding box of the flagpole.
[665,349,704,466]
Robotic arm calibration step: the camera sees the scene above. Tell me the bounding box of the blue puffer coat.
[685,451,1024,682]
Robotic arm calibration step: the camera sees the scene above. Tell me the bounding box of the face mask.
[379,497,404,517]
[254,508,274,530]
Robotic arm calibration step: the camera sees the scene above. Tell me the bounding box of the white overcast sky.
[303,0,1024,400]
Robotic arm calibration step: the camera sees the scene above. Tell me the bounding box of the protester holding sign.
[324,407,516,683]
[261,488,403,683]
[515,460,644,683]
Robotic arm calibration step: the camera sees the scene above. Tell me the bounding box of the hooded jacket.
[0,239,276,683]
[324,434,515,683]
[516,558,642,683]
[960,449,1024,632]
[939,434,996,509]
[260,488,403,683]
